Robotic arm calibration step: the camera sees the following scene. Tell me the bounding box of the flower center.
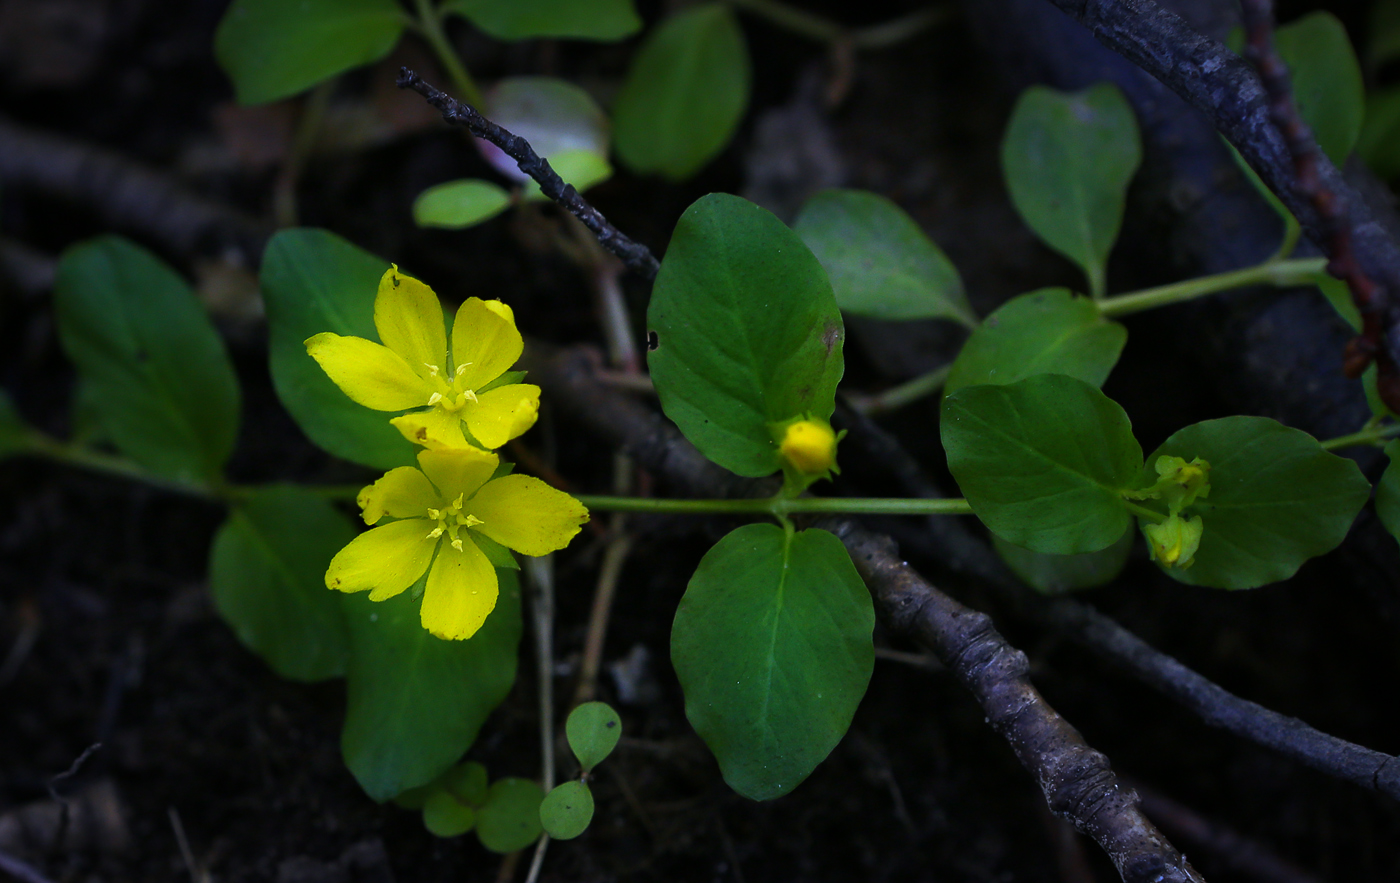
[424,363,480,412]
[425,493,485,552]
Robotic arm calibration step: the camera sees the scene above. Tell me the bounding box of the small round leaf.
[442,761,490,807]
[422,790,477,838]
[476,778,544,853]
[565,702,622,771]
[413,180,512,229]
[539,781,595,840]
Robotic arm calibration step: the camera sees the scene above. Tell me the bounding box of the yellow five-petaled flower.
[326,446,589,640]
[306,266,540,450]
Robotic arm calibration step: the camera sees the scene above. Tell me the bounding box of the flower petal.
[464,384,541,449]
[391,408,469,450]
[306,332,432,411]
[375,266,448,381]
[468,475,589,556]
[325,519,436,600]
[451,298,523,389]
[418,446,499,499]
[421,539,498,640]
[357,466,439,525]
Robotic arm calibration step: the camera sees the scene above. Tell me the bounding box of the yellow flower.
[1143,512,1203,569]
[326,446,589,640]
[776,417,841,478]
[305,266,540,450]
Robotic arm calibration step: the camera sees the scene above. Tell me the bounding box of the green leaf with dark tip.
[942,374,1143,554]
[54,236,241,484]
[1275,12,1364,165]
[414,180,512,230]
[539,781,594,840]
[261,229,416,470]
[613,4,749,180]
[444,0,639,41]
[476,778,545,853]
[340,569,522,801]
[0,389,33,459]
[993,526,1133,595]
[943,288,1126,395]
[671,525,873,801]
[794,189,973,325]
[565,701,621,771]
[215,0,404,104]
[422,791,477,838]
[1142,416,1369,589]
[1377,441,1400,548]
[1001,83,1141,296]
[209,486,354,682]
[648,194,844,477]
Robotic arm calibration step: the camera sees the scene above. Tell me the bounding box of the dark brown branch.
[396,68,661,280]
[1040,0,1400,411]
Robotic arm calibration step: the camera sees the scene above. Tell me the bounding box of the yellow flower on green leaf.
[306,266,540,450]
[326,446,589,640]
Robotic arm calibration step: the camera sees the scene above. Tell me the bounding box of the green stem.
[25,434,221,501]
[849,364,951,416]
[574,494,973,517]
[1319,422,1400,451]
[411,0,483,107]
[1122,500,1167,523]
[1097,257,1327,318]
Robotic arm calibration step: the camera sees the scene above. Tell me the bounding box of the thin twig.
[0,851,55,883]
[397,68,660,279]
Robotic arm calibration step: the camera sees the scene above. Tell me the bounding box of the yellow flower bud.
[779,418,839,477]
[1144,512,1203,569]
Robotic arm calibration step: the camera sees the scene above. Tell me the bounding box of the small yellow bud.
[779,419,839,477]
[1144,513,1203,569]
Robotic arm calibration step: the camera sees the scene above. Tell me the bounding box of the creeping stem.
[1096,256,1327,317]
[574,494,973,518]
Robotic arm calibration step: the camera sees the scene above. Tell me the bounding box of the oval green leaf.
[992,526,1133,595]
[521,150,613,200]
[414,179,513,229]
[422,790,477,838]
[648,194,844,477]
[539,781,594,840]
[613,4,749,180]
[209,486,354,682]
[476,778,545,853]
[793,189,973,326]
[1142,417,1369,589]
[671,525,874,801]
[942,374,1143,554]
[1377,440,1400,547]
[444,0,640,41]
[443,761,490,807]
[566,701,622,772]
[214,0,405,105]
[943,288,1126,395]
[261,228,416,470]
[1275,12,1364,165]
[1001,83,1141,297]
[54,236,240,484]
[340,569,522,801]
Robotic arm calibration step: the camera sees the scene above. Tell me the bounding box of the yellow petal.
[464,384,541,449]
[375,266,448,381]
[421,539,498,640]
[451,298,523,389]
[391,409,468,450]
[306,332,432,411]
[357,466,439,525]
[418,446,499,498]
[468,475,588,556]
[325,519,436,600]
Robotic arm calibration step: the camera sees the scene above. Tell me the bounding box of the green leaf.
[943,288,1126,396]
[476,778,545,853]
[613,4,749,180]
[793,189,973,326]
[340,569,523,801]
[520,150,613,200]
[1358,86,1400,181]
[209,486,354,682]
[54,236,241,484]
[1377,440,1400,547]
[486,77,610,162]
[422,791,477,838]
[565,701,621,771]
[1275,12,1364,165]
[261,229,416,471]
[1142,417,1370,589]
[214,0,405,105]
[1371,0,1400,70]
[468,531,519,570]
[942,374,1143,554]
[671,525,874,801]
[539,781,594,840]
[444,0,640,41]
[414,180,513,229]
[1001,83,1141,297]
[648,194,844,477]
[0,389,34,459]
[992,526,1133,595]
[442,761,490,806]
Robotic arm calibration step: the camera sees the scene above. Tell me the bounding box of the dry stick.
[1040,0,1400,411]
[530,346,1203,883]
[396,68,660,280]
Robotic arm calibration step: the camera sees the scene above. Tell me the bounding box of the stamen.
[428,526,444,539]
[424,363,440,377]
[463,389,479,404]
[426,508,440,519]
[452,493,465,508]
[451,537,464,552]
[465,515,484,527]
[427,392,443,406]
[456,364,469,376]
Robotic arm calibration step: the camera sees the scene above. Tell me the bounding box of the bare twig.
[396,68,661,280]
[0,850,55,883]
